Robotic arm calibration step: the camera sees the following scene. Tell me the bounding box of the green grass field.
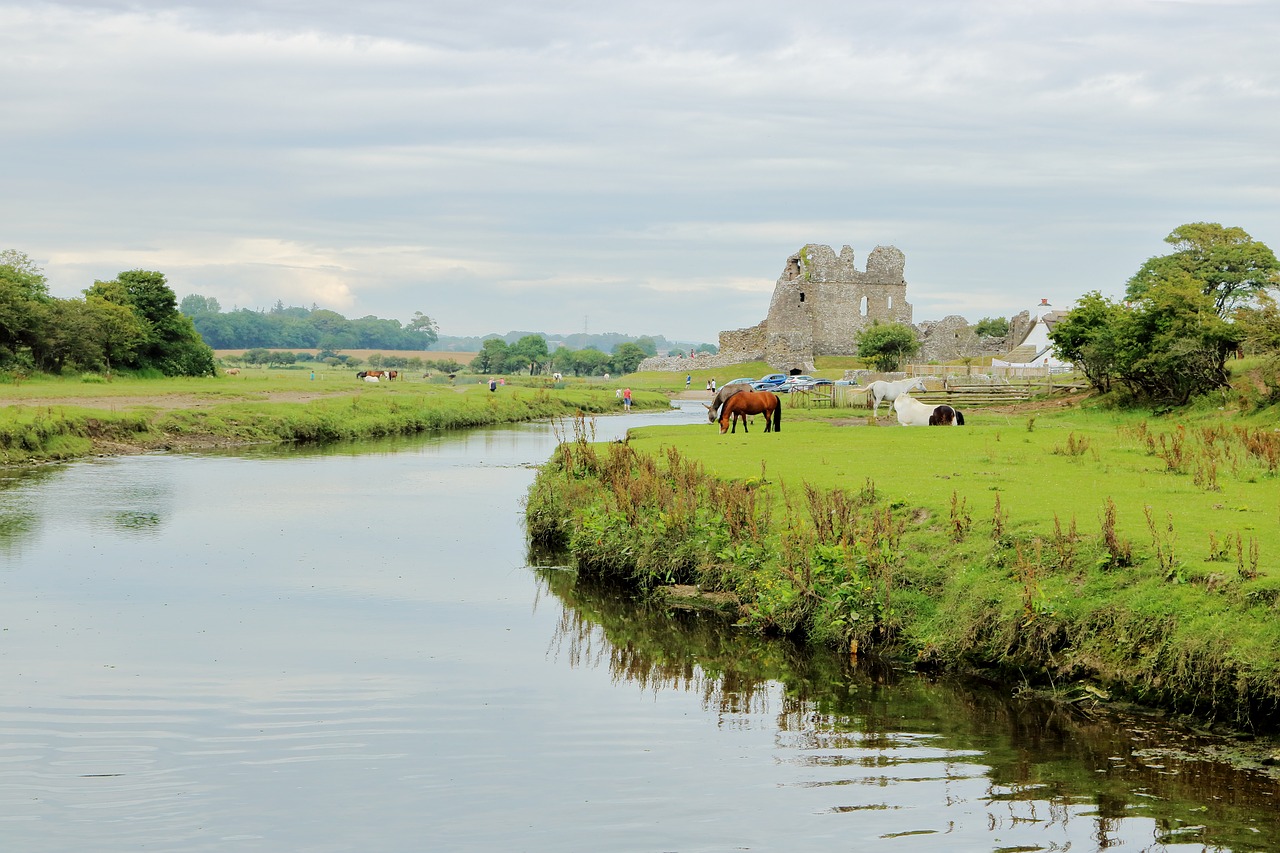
[0,367,668,463]
[526,398,1280,727]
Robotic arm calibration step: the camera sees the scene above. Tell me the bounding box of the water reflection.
[2,408,1277,852]
[534,561,1280,851]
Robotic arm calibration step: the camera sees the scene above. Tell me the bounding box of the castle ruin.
[637,242,1023,374]
[720,244,912,374]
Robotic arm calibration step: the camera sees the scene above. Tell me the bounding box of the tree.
[511,334,550,375]
[1051,281,1239,404]
[1047,292,1125,393]
[407,312,439,347]
[634,336,658,357]
[610,342,648,374]
[856,322,920,372]
[84,291,145,374]
[1235,294,1280,355]
[84,270,216,376]
[1125,223,1280,317]
[572,347,612,376]
[973,316,1009,338]
[179,294,221,316]
[0,251,50,365]
[473,337,511,373]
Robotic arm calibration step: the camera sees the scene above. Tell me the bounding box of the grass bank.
[0,372,667,464]
[525,404,1280,730]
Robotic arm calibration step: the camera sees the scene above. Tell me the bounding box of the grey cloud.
[3,0,1278,342]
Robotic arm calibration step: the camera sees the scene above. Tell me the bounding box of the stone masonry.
[637,243,1022,373]
[722,244,912,374]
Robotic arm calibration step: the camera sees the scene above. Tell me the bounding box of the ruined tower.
[745,244,912,373]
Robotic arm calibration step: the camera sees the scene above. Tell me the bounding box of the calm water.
[1,405,1277,852]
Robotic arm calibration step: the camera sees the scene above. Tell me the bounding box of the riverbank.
[0,375,669,464]
[525,402,1280,731]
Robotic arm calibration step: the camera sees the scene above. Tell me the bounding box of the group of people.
[683,374,718,393]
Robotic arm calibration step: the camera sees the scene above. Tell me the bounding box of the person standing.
[623,387,632,410]
[710,378,716,393]
[686,374,692,389]
[488,378,497,392]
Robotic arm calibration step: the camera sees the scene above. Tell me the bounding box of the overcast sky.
[3,0,1277,343]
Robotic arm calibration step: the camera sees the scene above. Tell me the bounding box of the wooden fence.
[789,378,1086,409]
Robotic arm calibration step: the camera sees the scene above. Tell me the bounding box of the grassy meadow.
[526,399,1280,728]
[0,366,666,463]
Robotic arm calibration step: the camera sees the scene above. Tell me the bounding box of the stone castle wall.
[640,243,1023,373]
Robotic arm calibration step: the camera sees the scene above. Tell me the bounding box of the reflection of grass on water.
[532,562,1280,852]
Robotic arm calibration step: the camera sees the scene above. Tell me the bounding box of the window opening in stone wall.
[860,296,868,316]
[887,295,893,310]
[786,259,800,280]
[799,292,805,303]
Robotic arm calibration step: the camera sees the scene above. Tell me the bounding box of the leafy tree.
[179,294,221,316]
[1125,223,1280,317]
[610,342,648,374]
[856,322,920,372]
[693,342,719,354]
[0,251,50,364]
[973,316,1009,338]
[573,347,612,377]
[473,337,511,373]
[634,336,658,357]
[1235,294,1280,355]
[511,334,550,375]
[1046,292,1125,393]
[84,271,215,376]
[1119,277,1239,404]
[84,290,145,374]
[1051,281,1239,404]
[407,311,439,347]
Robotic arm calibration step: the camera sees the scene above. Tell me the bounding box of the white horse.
[893,393,964,426]
[868,377,926,417]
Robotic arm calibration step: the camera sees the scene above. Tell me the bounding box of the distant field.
[214,349,478,364]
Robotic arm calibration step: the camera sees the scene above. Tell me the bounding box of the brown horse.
[718,390,782,434]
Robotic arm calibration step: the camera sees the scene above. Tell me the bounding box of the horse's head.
[705,403,718,423]
[911,377,927,393]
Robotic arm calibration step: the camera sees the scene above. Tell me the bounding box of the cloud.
[3,0,1279,343]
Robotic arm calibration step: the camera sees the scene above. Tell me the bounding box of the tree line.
[1,251,215,376]
[472,334,653,376]
[179,295,439,352]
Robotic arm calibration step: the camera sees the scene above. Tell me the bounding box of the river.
[0,404,1276,852]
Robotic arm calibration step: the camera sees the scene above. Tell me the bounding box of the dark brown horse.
[718,390,782,434]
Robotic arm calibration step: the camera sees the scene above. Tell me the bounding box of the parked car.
[778,375,816,392]
[751,374,788,391]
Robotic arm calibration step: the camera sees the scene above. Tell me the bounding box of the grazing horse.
[868,377,927,417]
[224,367,240,375]
[718,390,782,435]
[893,393,964,426]
[928,404,965,426]
[703,383,750,424]
[358,370,386,380]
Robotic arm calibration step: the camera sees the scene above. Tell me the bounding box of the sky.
[3,0,1278,344]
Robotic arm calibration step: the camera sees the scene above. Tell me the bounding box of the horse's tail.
[956,410,965,426]
[772,395,782,432]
